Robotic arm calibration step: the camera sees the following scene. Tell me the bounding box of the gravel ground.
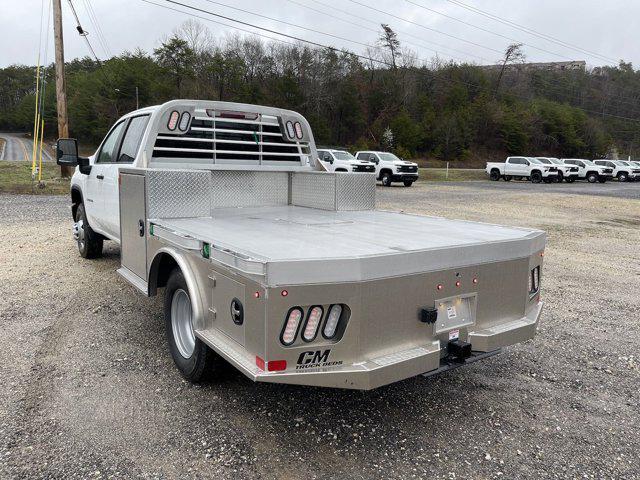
[0,184,639,479]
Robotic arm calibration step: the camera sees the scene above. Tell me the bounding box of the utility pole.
[52,0,72,177]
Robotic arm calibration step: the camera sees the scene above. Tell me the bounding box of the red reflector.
[254,291,260,299]
[540,252,545,257]
[268,360,287,372]
[472,277,478,284]
[281,290,288,297]
[437,284,443,291]
[255,356,265,370]
[455,281,461,287]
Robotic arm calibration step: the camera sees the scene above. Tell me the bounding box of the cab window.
[97,121,127,163]
[117,115,150,163]
[357,152,368,160]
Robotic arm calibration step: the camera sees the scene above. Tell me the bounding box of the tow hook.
[447,339,472,362]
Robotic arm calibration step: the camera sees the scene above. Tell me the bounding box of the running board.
[117,267,149,296]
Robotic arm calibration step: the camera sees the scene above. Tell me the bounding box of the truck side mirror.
[323,154,333,164]
[56,138,79,166]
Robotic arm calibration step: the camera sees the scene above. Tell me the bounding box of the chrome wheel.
[171,288,195,359]
[73,219,85,250]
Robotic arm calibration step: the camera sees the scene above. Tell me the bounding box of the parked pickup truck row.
[484,156,632,183]
[317,149,419,187]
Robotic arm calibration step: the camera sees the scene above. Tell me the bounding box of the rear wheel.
[75,203,103,259]
[381,171,392,186]
[489,169,500,181]
[531,171,543,183]
[617,172,628,182]
[164,268,219,382]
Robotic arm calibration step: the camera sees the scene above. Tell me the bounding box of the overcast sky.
[2,0,637,69]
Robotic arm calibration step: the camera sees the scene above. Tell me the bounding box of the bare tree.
[378,24,401,70]
[495,43,525,95]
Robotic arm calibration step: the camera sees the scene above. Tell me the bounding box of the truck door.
[506,157,524,176]
[101,115,150,240]
[89,120,128,235]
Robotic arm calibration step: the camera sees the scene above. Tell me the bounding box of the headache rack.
[152,106,311,166]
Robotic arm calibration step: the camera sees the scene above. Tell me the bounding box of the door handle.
[138,219,145,237]
[96,174,104,180]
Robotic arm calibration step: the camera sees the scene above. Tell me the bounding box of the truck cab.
[317,149,375,174]
[562,159,613,183]
[354,150,419,187]
[594,159,639,182]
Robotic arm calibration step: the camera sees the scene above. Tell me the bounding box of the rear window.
[118,115,150,163]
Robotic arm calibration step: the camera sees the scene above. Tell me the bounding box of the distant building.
[482,60,586,72]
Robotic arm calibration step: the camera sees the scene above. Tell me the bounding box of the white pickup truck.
[593,159,640,182]
[354,150,419,187]
[56,100,545,390]
[486,156,560,183]
[562,159,614,183]
[317,149,376,173]
[536,157,579,183]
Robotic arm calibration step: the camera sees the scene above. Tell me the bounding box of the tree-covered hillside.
[1,21,638,164]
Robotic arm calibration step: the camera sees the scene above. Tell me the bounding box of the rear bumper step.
[197,302,543,390]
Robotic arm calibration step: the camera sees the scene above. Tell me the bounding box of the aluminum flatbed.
[150,206,545,286]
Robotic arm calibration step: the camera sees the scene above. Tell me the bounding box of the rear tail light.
[294,121,303,139]
[167,110,179,130]
[528,266,540,297]
[286,121,296,139]
[281,307,303,346]
[178,111,191,131]
[302,306,323,342]
[323,304,343,339]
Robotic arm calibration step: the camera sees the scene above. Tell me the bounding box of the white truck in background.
[317,149,375,173]
[486,156,559,183]
[593,159,640,182]
[562,159,614,183]
[55,100,545,390]
[536,157,579,183]
[354,151,419,187]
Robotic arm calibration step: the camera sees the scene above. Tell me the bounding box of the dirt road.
[0,183,638,479]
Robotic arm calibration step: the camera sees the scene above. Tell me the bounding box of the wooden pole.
[52,0,72,177]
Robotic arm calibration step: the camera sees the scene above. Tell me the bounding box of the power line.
[286,0,481,64]
[445,0,619,65]
[80,0,112,57]
[66,0,101,62]
[405,0,608,65]
[139,0,640,123]
[346,0,504,56]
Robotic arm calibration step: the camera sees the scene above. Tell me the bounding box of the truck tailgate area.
[150,206,545,285]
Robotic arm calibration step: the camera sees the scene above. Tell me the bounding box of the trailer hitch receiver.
[447,339,472,361]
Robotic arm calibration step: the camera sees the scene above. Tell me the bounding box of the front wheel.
[617,172,628,182]
[74,203,103,259]
[403,180,414,187]
[164,268,219,382]
[587,172,598,183]
[381,172,392,186]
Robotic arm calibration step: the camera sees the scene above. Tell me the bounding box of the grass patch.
[419,168,486,182]
[0,161,70,195]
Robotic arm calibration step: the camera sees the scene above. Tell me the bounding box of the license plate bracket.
[433,293,477,334]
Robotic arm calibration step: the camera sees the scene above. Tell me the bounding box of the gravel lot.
[1,183,639,479]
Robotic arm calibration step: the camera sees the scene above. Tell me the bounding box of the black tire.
[381,171,392,186]
[403,180,414,187]
[531,171,543,183]
[504,175,512,181]
[489,169,500,181]
[598,177,607,183]
[164,268,219,382]
[586,172,598,183]
[617,172,628,182]
[75,203,103,259]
